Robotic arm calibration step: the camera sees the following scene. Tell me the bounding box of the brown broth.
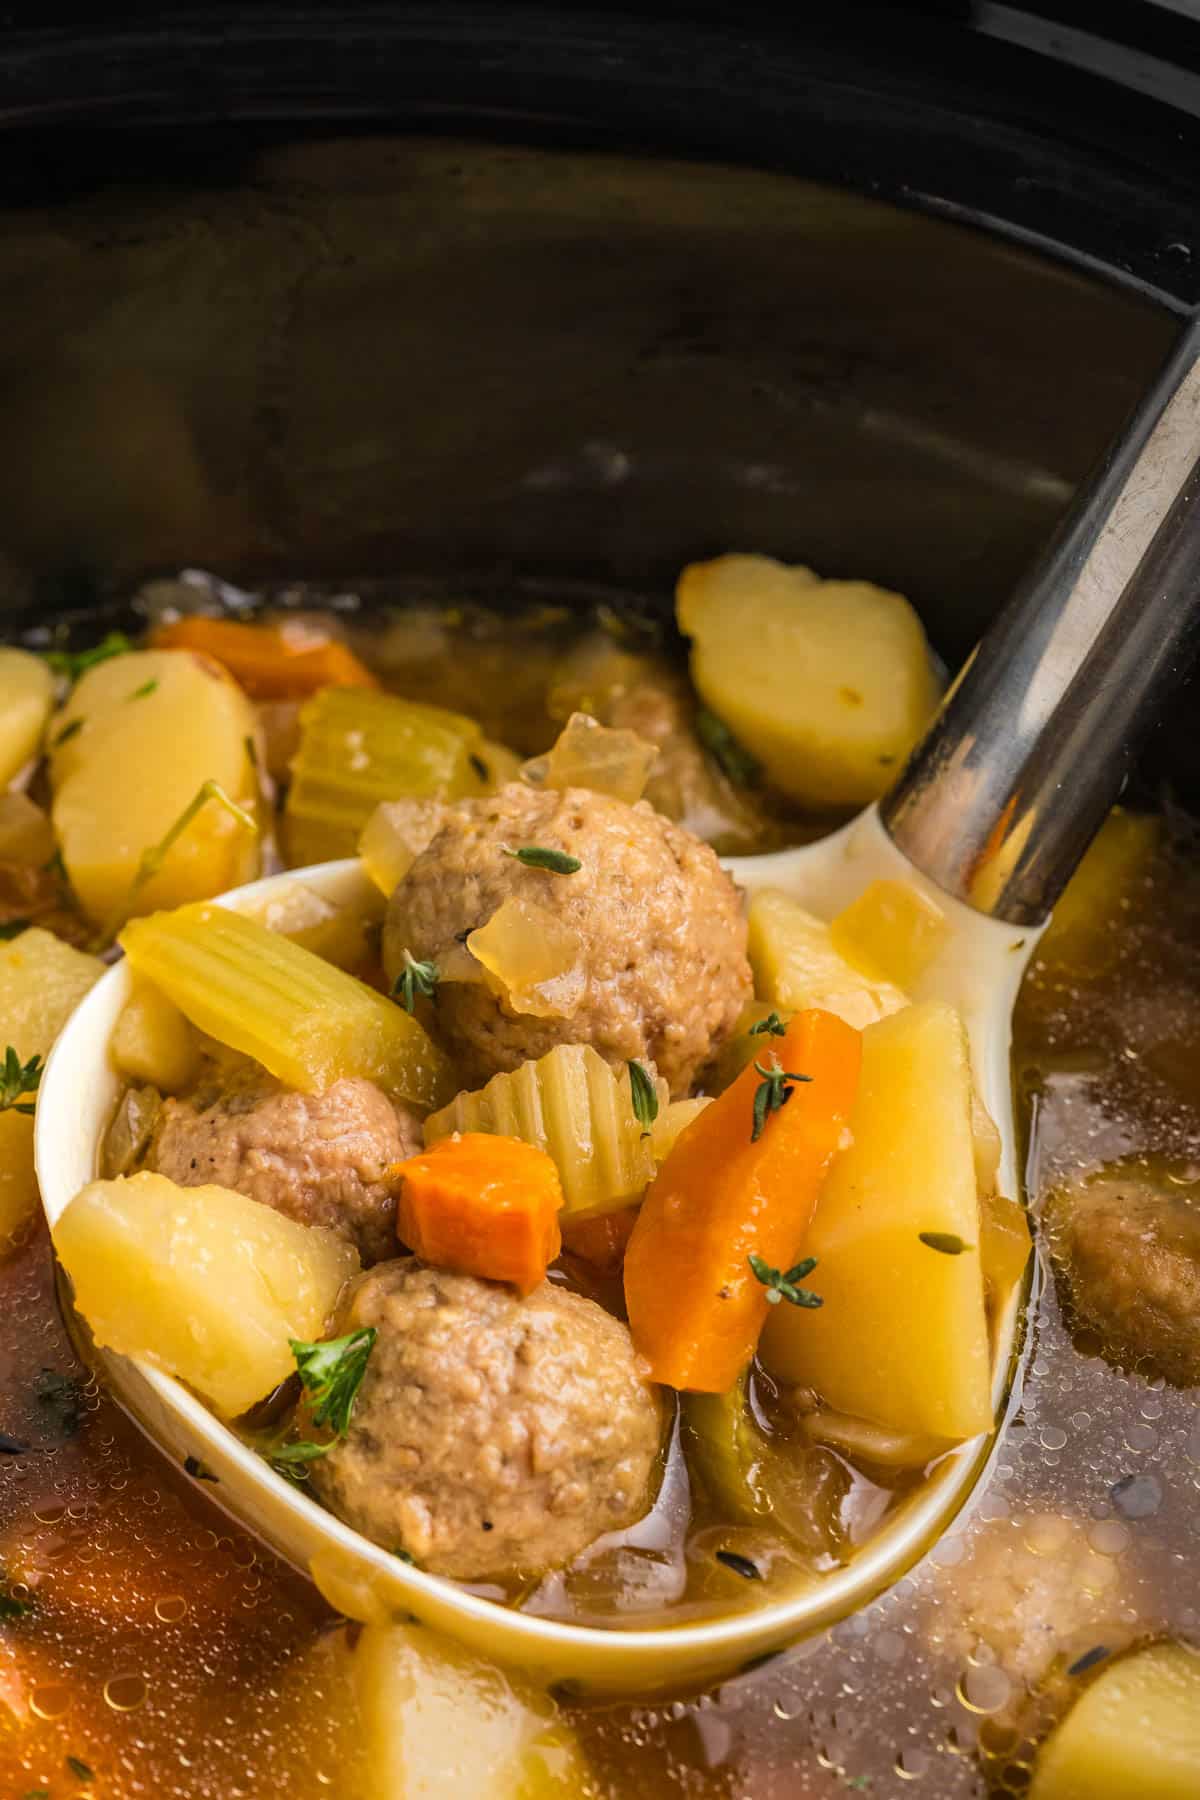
[3,601,1200,1794]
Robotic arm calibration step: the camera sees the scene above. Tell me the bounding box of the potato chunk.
[748,887,907,1029]
[676,553,940,808]
[0,927,104,1239]
[760,1000,992,1439]
[110,980,200,1095]
[52,1171,357,1415]
[49,648,259,927]
[353,1621,590,1799]
[1030,1642,1200,1800]
[0,646,54,785]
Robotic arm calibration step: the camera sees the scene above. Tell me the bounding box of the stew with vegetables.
[2,557,1198,1796]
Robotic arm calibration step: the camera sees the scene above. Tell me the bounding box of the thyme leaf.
[627,1059,659,1134]
[44,631,132,682]
[748,1010,787,1038]
[714,1548,761,1580]
[391,950,440,1015]
[750,1058,812,1142]
[52,716,84,748]
[127,678,159,701]
[695,707,761,787]
[0,1047,43,1116]
[918,1232,973,1256]
[502,844,582,875]
[65,1755,95,1781]
[748,1252,823,1309]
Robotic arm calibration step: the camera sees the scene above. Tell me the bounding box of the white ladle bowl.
[35,818,1035,1695]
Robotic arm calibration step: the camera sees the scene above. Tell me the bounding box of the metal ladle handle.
[882,313,1200,926]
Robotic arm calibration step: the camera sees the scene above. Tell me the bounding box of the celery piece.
[120,903,453,1111]
[423,1042,666,1218]
[284,686,486,867]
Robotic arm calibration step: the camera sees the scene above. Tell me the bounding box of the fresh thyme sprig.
[750,1058,812,1142]
[0,1048,43,1117]
[748,1252,823,1309]
[391,950,440,1015]
[748,1011,787,1038]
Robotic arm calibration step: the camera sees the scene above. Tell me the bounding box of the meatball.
[1044,1162,1200,1386]
[148,1065,422,1265]
[383,783,751,1096]
[310,1260,664,1578]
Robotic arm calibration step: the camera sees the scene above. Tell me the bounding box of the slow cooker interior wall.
[0,135,1176,669]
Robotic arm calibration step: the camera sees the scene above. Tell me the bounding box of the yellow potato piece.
[110,980,200,1095]
[352,1620,593,1799]
[748,887,907,1029]
[830,878,949,990]
[760,1000,992,1440]
[0,646,54,785]
[49,648,259,927]
[676,552,940,808]
[0,927,104,1239]
[0,791,55,866]
[52,1171,358,1416]
[1030,1642,1200,1800]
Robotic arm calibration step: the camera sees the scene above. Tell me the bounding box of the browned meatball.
[310,1261,664,1579]
[148,1066,421,1265]
[1044,1161,1200,1386]
[382,783,751,1096]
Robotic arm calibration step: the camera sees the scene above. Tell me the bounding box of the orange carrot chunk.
[394,1133,564,1296]
[151,617,379,700]
[624,1008,861,1392]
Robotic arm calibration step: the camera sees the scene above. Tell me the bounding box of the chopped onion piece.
[522,711,657,806]
[466,896,585,1018]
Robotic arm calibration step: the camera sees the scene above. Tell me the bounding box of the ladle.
[35,314,1200,1695]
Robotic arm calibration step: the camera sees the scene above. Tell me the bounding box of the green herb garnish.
[45,631,133,682]
[468,752,489,782]
[748,1011,787,1038]
[918,1232,973,1256]
[392,950,440,1015]
[66,1755,95,1781]
[748,1252,823,1309]
[244,733,259,771]
[714,1548,761,1580]
[269,1440,332,1476]
[23,1788,50,1798]
[503,844,582,875]
[96,778,257,948]
[34,1368,83,1439]
[695,707,761,787]
[1067,1644,1109,1677]
[0,1586,32,1621]
[0,919,30,941]
[750,1058,812,1142]
[52,716,84,748]
[127,678,159,701]
[627,1060,659,1135]
[0,1048,43,1117]
[183,1454,218,1483]
[290,1327,377,1437]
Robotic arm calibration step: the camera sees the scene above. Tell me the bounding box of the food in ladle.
[146,1061,423,1265]
[382,780,752,1095]
[307,1260,663,1578]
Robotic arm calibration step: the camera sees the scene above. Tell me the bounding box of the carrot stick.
[623,1008,861,1391]
[393,1132,563,1295]
[152,617,379,700]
